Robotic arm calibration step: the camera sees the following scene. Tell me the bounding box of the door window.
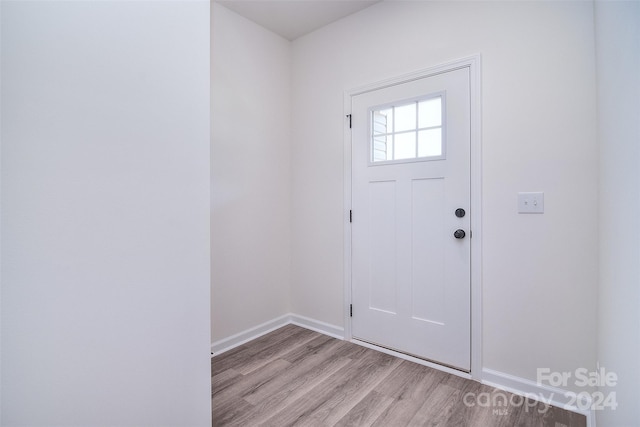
[370,94,444,164]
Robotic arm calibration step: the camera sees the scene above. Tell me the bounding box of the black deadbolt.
[455,208,466,218]
[454,229,466,239]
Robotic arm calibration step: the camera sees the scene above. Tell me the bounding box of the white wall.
[595,1,640,424]
[211,4,292,342]
[291,1,598,388]
[1,1,211,425]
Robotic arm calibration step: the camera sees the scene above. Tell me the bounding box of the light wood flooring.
[212,324,586,427]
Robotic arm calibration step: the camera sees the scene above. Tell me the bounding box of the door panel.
[351,67,471,371]
[369,180,398,314]
[411,177,445,325]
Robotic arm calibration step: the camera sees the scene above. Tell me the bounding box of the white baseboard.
[211,314,291,356]
[482,368,596,427]
[289,314,344,340]
[211,313,344,357]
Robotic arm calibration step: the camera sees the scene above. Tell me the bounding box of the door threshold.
[350,338,472,380]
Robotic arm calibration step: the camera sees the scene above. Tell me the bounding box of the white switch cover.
[518,192,544,214]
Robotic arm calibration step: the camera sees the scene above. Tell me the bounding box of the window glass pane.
[394,132,416,160]
[394,103,416,132]
[418,129,442,157]
[418,97,441,128]
[373,109,392,136]
[372,134,391,162]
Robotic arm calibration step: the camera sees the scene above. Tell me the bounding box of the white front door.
[351,66,471,371]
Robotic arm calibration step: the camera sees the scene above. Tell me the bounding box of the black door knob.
[455,208,466,218]
[454,229,466,239]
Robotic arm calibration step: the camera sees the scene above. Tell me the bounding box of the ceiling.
[216,0,381,41]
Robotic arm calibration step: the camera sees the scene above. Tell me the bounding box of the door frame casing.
[343,55,482,380]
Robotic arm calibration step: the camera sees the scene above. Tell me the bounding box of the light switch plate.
[518,192,544,214]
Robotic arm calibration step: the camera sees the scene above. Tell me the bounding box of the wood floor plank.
[211,345,251,377]
[280,334,335,363]
[433,376,484,427]
[211,324,304,376]
[371,393,426,426]
[231,352,353,425]
[540,403,587,427]
[259,348,401,427]
[407,383,462,427]
[513,401,543,427]
[370,361,448,426]
[243,337,351,405]
[212,397,254,427]
[514,398,550,427]
[211,325,587,427]
[212,358,290,415]
[282,334,364,364]
[235,327,319,375]
[211,368,242,396]
[333,391,395,427]
[375,360,446,400]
